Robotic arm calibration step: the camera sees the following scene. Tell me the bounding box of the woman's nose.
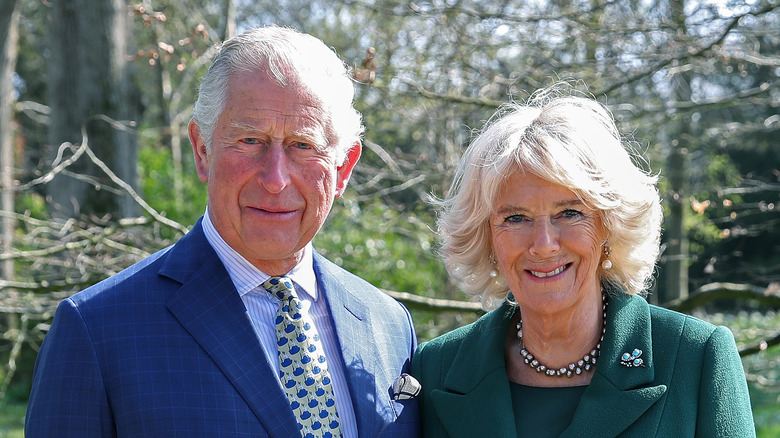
[528,217,560,256]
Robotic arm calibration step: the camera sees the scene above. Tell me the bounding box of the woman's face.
[489,171,606,315]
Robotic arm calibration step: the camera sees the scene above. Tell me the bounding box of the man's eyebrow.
[226,122,325,142]
[227,122,265,133]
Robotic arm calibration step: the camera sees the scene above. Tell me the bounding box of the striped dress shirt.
[202,210,358,437]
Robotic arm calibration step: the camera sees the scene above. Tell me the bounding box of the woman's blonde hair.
[435,85,662,310]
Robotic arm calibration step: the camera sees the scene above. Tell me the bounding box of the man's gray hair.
[192,25,364,165]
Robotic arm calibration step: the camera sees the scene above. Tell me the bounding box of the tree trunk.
[220,0,236,41]
[1,0,20,282]
[47,0,139,219]
[663,0,691,302]
[665,144,689,302]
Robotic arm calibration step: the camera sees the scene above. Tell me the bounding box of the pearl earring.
[602,245,612,270]
[489,253,499,278]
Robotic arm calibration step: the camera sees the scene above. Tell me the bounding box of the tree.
[47,0,140,219]
[661,0,692,303]
[1,0,20,282]
[0,0,21,399]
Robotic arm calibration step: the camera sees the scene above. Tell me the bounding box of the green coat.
[411,293,755,437]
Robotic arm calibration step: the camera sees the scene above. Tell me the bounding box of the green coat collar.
[429,294,667,438]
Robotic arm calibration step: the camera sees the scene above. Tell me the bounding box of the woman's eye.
[561,209,584,219]
[505,214,527,223]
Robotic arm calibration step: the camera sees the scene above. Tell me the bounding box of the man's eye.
[293,142,313,149]
[242,138,260,144]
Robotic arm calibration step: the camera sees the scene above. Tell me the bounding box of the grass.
[0,402,25,438]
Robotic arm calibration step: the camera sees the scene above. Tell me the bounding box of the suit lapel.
[160,221,299,438]
[430,302,518,438]
[313,253,383,437]
[562,293,666,437]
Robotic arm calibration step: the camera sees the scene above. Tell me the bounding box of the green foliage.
[314,195,475,341]
[138,141,207,227]
[13,192,47,219]
[0,401,25,438]
[315,196,446,296]
[698,152,742,190]
[684,206,725,258]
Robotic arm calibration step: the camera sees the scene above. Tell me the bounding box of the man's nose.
[257,144,291,194]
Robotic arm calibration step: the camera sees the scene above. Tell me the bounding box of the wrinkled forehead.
[226,69,339,145]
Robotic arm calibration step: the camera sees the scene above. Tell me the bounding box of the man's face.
[190,70,360,275]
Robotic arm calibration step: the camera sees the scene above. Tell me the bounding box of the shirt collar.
[201,208,318,301]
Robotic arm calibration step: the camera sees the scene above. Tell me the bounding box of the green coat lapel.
[429,302,518,438]
[426,294,668,437]
[562,293,667,437]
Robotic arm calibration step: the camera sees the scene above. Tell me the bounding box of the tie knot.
[262,276,296,302]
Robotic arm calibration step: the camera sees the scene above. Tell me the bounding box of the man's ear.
[335,141,362,198]
[189,119,210,182]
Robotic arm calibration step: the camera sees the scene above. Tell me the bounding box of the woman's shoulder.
[647,302,738,354]
[649,303,717,335]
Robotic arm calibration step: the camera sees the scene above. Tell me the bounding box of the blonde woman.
[412,86,754,437]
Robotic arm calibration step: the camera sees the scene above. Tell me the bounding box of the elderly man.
[26,26,420,438]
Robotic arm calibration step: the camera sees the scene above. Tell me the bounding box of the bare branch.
[383,289,484,313]
[16,139,87,191]
[740,331,780,357]
[597,3,780,96]
[79,129,189,234]
[403,79,503,108]
[362,140,404,176]
[0,314,29,399]
[665,282,780,312]
[354,174,428,202]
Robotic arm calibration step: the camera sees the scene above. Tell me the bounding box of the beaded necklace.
[517,294,608,378]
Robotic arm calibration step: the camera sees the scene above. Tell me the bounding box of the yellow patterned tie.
[262,277,343,438]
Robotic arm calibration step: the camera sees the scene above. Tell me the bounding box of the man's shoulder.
[313,252,374,285]
[69,245,175,307]
[70,221,212,308]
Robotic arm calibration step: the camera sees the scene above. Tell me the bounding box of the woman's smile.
[528,264,570,278]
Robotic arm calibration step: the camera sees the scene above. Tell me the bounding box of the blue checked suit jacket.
[26,218,420,437]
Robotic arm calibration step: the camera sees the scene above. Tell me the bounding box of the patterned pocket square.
[391,373,421,400]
